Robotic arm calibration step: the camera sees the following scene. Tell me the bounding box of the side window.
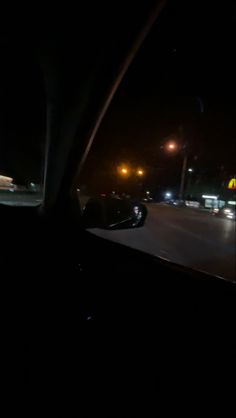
[0,38,46,206]
[79,1,236,281]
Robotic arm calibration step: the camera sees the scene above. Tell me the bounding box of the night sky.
[0,37,45,184]
[81,0,236,196]
[0,0,235,194]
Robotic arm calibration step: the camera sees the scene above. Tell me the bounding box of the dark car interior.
[0,1,235,415]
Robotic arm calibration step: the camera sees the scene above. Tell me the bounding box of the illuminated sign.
[202,195,217,199]
[228,178,236,190]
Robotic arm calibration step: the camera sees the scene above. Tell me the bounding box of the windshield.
[79,0,236,281]
[0,36,46,206]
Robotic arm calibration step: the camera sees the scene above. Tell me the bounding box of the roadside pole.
[179,152,188,202]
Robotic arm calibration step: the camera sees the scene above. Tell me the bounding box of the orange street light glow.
[118,165,130,176]
[137,169,144,176]
[168,143,176,150]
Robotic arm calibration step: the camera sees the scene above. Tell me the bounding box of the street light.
[118,165,130,176]
[188,168,193,172]
[137,169,144,176]
[166,141,177,152]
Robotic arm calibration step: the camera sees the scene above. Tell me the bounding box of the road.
[90,204,236,281]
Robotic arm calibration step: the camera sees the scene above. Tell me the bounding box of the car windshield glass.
[0,36,46,206]
[79,0,236,282]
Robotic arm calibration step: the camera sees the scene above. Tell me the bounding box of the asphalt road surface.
[90,204,236,282]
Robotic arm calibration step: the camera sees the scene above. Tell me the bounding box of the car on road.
[167,199,185,207]
[142,196,153,203]
[213,207,236,220]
